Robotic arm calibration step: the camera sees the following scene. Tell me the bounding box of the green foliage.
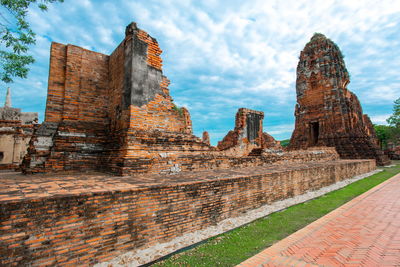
[280,139,290,148]
[155,162,400,266]
[387,97,400,128]
[172,104,183,117]
[0,0,63,83]
[375,97,400,148]
[374,124,390,149]
[374,124,400,149]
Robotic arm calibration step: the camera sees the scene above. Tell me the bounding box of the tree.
[374,124,391,149]
[374,124,400,149]
[387,97,400,128]
[0,0,63,83]
[280,139,290,148]
[375,98,400,149]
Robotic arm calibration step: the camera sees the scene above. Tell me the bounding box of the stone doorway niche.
[246,113,262,143]
[310,121,320,145]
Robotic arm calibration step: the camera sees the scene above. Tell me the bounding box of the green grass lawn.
[153,161,400,267]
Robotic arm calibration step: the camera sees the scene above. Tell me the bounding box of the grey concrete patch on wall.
[123,23,164,109]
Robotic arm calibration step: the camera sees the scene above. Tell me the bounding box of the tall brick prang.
[288,33,390,165]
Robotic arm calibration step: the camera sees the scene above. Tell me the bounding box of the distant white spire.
[5,87,11,107]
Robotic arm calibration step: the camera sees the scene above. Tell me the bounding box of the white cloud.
[265,124,294,136]
[2,0,399,145]
[362,85,400,104]
[370,114,390,125]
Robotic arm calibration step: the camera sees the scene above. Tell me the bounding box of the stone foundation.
[0,159,375,266]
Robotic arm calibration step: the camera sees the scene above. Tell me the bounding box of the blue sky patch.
[1,0,399,145]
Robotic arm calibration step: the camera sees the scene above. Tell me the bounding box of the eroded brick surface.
[218,108,281,155]
[288,33,389,166]
[202,131,210,146]
[0,159,375,266]
[22,23,207,175]
[21,23,287,176]
[386,145,400,160]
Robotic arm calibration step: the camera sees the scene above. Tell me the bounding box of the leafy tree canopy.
[374,98,400,149]
[387,97,400,128]
[280,139,290,148]
[0,0,63,83]
[374,124,392,149]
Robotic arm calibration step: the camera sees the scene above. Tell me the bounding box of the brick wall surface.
[0,159,375,266]
[45,43,109,124]
[22,42,111,173]
[44,43,67,123]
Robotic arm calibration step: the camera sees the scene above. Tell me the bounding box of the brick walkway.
[238,173,400,267]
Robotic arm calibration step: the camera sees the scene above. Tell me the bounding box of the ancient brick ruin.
[288,33,390,165]
[0,88,38,169]
[21,23,212,175]
[0,23,389,266]
[1,158,376,266]
[20,23,288,176]
[218,108,281,152]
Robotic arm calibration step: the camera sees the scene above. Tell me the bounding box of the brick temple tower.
[288,33,389,165]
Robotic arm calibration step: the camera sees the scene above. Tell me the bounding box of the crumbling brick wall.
[23,43,110,173]
[218,108,281,155]
[1,159,375,266]
[22,23,212,175]
[103,23,210,175]
[288,33,389,165]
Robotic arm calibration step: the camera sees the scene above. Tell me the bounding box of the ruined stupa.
[288,33,389,165]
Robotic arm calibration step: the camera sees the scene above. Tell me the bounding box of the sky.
[1,0,399,145]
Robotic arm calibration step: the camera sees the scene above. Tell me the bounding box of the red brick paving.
[238,173,400,267]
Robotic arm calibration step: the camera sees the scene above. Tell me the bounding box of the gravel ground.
[96,169,382,267]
